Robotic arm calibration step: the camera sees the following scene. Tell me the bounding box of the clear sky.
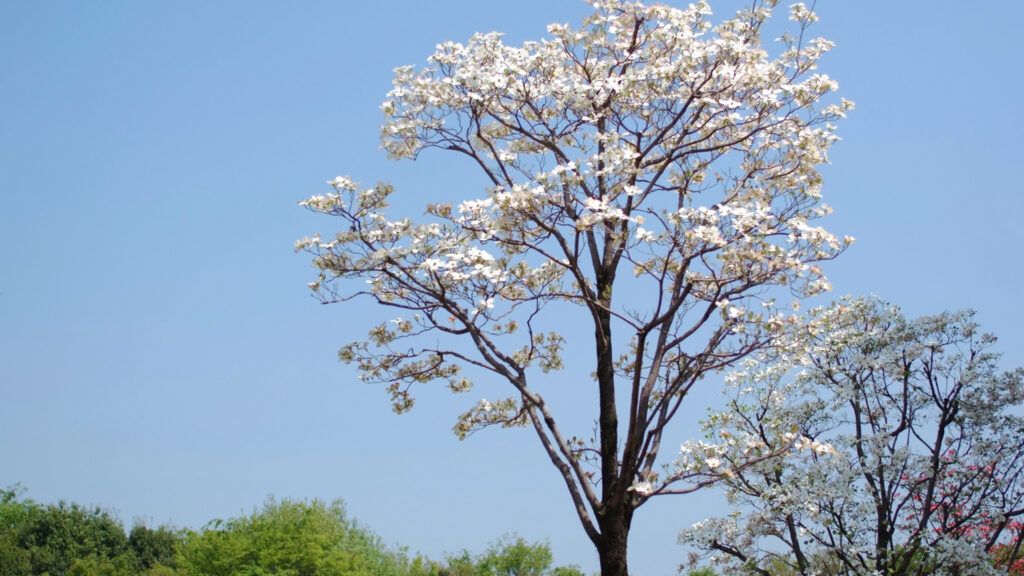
[1,2,1022,575]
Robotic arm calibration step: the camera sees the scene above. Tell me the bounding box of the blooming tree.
[681,297,1024,576]
[298,1,850,573]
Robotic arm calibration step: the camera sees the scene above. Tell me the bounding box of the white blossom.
[299,2,859,570]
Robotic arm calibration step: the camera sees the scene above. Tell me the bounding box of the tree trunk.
[598,531,629,576]
[598,510,631,576]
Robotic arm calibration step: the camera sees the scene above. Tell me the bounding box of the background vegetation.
[0,486,583,576]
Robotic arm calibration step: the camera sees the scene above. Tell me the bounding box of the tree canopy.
[0,489,579,576]
[0,486,177,576]
[681,298,1024,575]
[299,1,849,573]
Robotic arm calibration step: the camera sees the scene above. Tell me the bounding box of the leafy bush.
[175,497,408,576]
[439,536,583,576]
[0,488,582,576]
[1,486,136,576]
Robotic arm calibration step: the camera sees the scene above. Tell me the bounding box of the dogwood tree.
[298,1,850,573]
[681,298,1024,576]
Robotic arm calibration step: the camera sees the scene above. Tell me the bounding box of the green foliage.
[175,497,408,576]
[0,487,33,576]
[476,537,551,576]
[23,503,129,576]
[0,530,31,576]
[0,486,133,576]
[440,550,476,576]
[401,554,446,576]
[0,486,184,576]
[547,567,585,576]
[66,553,136,576]
[144,566,180,576]
[0,488,581,576]
[685,567,716,576]
[439,537,582,576]
[0,486,34,538]
[128,525,180,571]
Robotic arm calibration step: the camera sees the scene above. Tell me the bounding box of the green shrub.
[175,497,407,576]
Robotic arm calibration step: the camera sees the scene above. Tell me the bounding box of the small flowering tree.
[298,1,850,574]
[681,297,1024,576]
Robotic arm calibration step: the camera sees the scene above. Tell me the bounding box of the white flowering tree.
[681,297,1024,576]
[298,1,851,574]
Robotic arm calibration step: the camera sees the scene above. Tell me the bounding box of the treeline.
[0,487,584,576]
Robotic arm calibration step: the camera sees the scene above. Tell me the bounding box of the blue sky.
[1,2,1022,575]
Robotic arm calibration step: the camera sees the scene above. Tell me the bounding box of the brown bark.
[597,506,633,576]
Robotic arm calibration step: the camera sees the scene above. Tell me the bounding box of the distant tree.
[298,1,851,574]
[404,554,447,576]
[9,499,129,576]
[144,565,180,576]
[475,536,553,576]
[65,553,136,576]
[681,297,1024,576]
[175,497,408,576]
[440,550,478,576]
[0,531,31,576]
[1,489,587,576]
[441,537,583,576]
[0,486,185,576]
[0,487,33,576]
[128,524,180,571]
[548,567,585,576]
[0,486,33,528]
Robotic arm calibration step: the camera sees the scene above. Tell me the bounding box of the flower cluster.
[299,1,864,563]
[682,297,1024,575]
